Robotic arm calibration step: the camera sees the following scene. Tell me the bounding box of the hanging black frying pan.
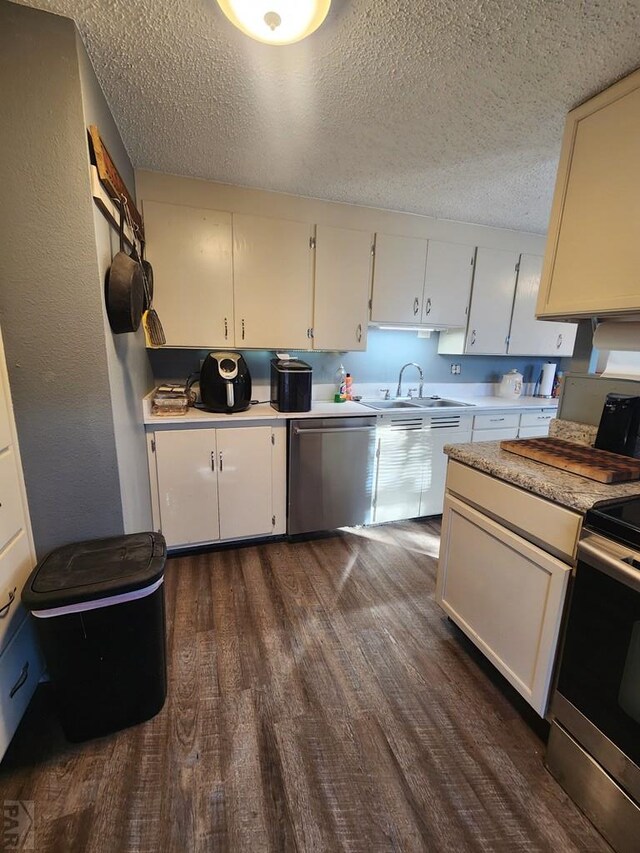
[106,200,144,334]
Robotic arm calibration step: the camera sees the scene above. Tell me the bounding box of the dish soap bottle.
[345,373,353,401]
[335,364,347,403]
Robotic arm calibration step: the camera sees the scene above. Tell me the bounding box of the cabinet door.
[420,420,471,516]
[313,225,372,351]
[217,427,273,540]
[465,248,519,354]
[538,74,640,318]
[143,201,233,347]
[370,234,428,324]
[373,424,426,523]
[154,429,219,548]
[436,494,570,716]
[422,241,475,327]
[508,254,577,356]
[233,214,313,349]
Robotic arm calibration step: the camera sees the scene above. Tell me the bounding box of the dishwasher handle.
[293,425,376,436]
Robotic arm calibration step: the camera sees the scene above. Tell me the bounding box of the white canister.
[498,369,523,398]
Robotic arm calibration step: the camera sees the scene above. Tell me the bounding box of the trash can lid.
[21,532,166,611]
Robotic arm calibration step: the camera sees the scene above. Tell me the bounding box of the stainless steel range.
[546,497,640,853]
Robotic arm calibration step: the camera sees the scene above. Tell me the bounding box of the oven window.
[557,562,640,765]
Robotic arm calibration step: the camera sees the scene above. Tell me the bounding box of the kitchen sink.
[362,397,474,411]
[411,398,475,408]
[363,400,421,410]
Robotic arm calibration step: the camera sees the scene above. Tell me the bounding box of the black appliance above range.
[547,495,640,853]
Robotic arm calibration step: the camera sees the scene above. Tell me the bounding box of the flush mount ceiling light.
[217,0,331,45]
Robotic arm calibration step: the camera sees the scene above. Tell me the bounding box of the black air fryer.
[594,393,640,457]
[200,352,252,413]
[270,357,312,412]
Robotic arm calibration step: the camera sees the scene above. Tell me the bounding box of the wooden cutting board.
[500,437,640,483]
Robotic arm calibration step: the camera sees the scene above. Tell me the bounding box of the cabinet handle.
[241,319,245,341]
[356,323,362,342]
[413,297,420,316]
[556,333,563,349]
[224,317,228,339]
[0,587,17,618]
[219,452,223,472]
[10,661,29,699]
[490,417,505,422]
[470,329,477,346]
[211,451,215,471]
[425,297,431,315]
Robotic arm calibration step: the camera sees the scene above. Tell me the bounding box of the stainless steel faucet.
[396,363,424,398]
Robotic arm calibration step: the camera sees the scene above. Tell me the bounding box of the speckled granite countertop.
[444,419,640,514]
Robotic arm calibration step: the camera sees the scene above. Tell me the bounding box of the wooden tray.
[500,437,640,483]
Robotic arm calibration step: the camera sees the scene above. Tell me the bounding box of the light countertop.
[143,393,558,427]
[444,419,640,514]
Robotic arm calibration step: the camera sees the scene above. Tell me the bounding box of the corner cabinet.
[537,68,640,319]
[147,423,287,549]
[508,255,576,355]
[312,225,372,351]
[436,461,579,716]
[143,200,234,348]
[370,234,473,328]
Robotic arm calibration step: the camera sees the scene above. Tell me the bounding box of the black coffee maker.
[200,352,252,414]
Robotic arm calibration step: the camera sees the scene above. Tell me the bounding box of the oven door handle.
[578,537,640,593]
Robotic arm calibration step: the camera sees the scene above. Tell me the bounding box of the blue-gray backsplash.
[148,328,571,387]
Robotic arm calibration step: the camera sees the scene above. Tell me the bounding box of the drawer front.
[0,531,33,655]
[445,459,581,562]
[520,411,555,428]
[0,450,25,552]
[472,427,519,443]
[0,615,43,759]
[473,412,520,430]
[519,425,550,439]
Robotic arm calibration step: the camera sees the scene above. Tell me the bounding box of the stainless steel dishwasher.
[288,417,377,535]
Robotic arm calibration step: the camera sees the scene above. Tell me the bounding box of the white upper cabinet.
[508,254,577,356]
[464,247,520,354]
[370,233,428,324]
[422,240,475,327]
[233,214,314,349]
[313,225,372,351]
[370,235,475,328]
[537,70,640,318]
[143,200,234,347]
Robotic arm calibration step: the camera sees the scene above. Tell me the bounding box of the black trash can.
[22,532,167,742]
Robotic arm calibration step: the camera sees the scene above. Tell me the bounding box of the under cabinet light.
[216,0,331,45]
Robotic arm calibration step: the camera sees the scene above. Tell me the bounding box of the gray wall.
[76,33,154,533]
[149,328,572,391]
[0,2,149,555]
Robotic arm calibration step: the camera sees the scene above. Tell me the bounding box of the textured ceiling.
[14,0,640,232]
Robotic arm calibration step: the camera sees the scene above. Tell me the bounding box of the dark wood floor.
[0,519,610,852]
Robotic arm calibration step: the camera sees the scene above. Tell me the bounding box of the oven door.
[553,532,640,801]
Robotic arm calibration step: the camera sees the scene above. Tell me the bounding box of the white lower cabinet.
[471,409,555,442]
[436,465,578,716]
[373,414,472,523]
[149,424,286,549]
